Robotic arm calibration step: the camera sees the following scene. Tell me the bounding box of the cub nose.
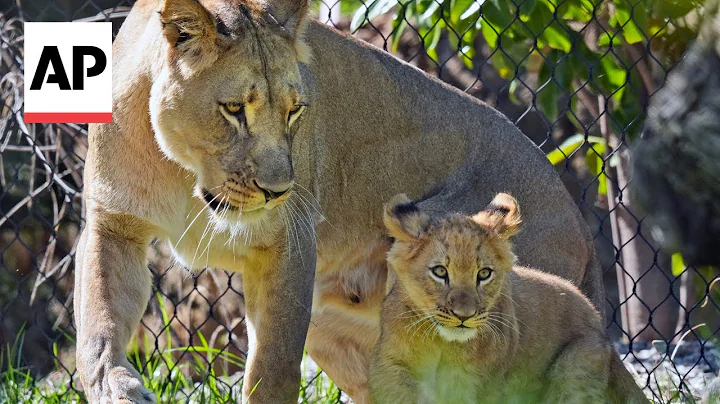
[447,290,477,321]
[451,308,477,322]
[254,180,292,201]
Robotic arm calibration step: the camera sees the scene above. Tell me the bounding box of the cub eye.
[477,267,493,284]
[222,102,244,116]
[429,265,449,282]
[288,102,308,126]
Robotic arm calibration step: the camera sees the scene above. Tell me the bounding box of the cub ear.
[471,193,522,239]
[383,194,431,242]
[159,0,218,73]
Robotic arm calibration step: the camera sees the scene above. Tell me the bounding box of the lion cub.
[369,193,647,404]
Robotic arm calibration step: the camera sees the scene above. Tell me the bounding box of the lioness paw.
[107,366,156,404]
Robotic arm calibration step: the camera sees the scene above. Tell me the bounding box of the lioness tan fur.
[75,0,604,402]
[369,193,646,404]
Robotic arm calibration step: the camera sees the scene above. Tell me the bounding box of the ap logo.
[24,22,112,123]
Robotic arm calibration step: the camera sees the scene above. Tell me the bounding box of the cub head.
[150,0,311,224]
[383,193,521,343]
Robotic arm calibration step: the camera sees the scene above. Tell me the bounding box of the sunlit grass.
[3,292,704,403]
[0,293,343,404]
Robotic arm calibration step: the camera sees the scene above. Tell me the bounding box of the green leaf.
[339,0,364,16]
[480,19,500,48]
[522,1,554,36]
[482,0,512,33]
[536,54,565,120]
[546,133,585,165]
[585,142,608,195]
[557,0,596,22]
[451,0,479,23]
[651,0,704,19]
[420,0,442,20]
[390,3,412,52]
[489,51,516,79]
[631,1,649,36]
[597,32,623,47]
[518,0,538,17]
[541,22,573,53]
[612,0,645,44]
[552,51,573,89]
[508,79,522,105]
[598,56,627,103]
[597,170,608,195]
[425,21,444,51]
[459,0,482,20]
[350,0,397,32]
[671,253,687,277]
[460,44,475,69]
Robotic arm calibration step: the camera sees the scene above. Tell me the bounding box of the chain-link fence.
[1,0,718,403]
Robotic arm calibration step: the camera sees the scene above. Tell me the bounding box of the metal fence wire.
[1,0,719,403]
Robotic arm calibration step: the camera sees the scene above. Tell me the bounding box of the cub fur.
[369,193,646,404]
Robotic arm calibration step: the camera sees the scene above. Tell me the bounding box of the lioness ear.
[383,194,431,242]
[263,0,311,62]
[264,0,309,34]
[159,0,219,73]
[471,193,522,239]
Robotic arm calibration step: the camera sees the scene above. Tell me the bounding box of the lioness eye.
[477,267,493,284]
[429,265,449,282]
[223,102,244,116]
[288,102,308,126]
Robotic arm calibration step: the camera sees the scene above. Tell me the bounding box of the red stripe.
[24,112,112,123]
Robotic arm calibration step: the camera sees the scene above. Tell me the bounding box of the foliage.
[339,0,705,137]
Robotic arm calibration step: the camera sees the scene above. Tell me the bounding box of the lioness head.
[150,0,310,222]
[383,193,521,342]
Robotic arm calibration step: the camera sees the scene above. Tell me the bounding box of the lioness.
[370,193,646,404]
[74,0,604,402]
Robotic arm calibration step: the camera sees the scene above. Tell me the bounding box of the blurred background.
[1,0,718,402]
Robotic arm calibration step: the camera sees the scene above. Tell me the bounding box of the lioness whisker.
[293,183,329,222]
[294,187,332,229]
[202,197,230,268]
[285,202,305,268]
[293,196,320,239]
[190,194,223,269]
[287,198,317,242]
[176,192,220,249]
[283,206,293,263]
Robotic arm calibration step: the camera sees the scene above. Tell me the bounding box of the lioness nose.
[255,180,292,201]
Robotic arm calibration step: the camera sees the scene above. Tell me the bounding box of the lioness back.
[370,192,646,404]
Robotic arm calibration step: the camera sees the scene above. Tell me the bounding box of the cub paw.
[107,366,156,404]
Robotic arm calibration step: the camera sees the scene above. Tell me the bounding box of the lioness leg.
[305,314,374,404]
[543,336,610,403]
[74,212,154,404]
[241,237,316,403]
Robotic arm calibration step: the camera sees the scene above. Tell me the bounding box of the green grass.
[0,338,342,403]
[0,294,707,403]
[0,326,707,404]
[0,294,343,404]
